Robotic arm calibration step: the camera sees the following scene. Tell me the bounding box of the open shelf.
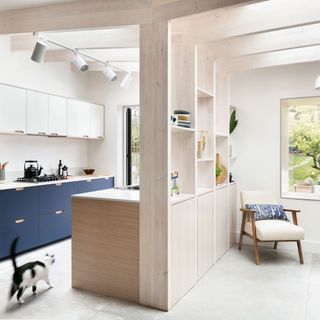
[197,187,214,196]
[216,183,229,190]
[197,87,214,99]
[216,133,229,138]
[171,193,195,205]
[197,158,214,162]
[171,126,195,133]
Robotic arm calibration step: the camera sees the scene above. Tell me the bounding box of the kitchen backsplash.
[0,134,89,181]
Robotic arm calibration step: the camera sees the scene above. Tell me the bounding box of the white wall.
[230,62,320,253]
[0,35,90,178]
[87,72,139,186]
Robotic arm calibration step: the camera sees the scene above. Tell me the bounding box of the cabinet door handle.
[50,133,58,136]
[56,183,62,186]
[14,130,24,134]
[38,132,46,135]
[97,136,103,139]
[86,179,92,182]
[15,188,24,191]
[15,219,25,224]
[55,210,63,215]
[83,135,89,138]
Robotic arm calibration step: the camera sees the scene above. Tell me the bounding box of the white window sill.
[282,192,320,201]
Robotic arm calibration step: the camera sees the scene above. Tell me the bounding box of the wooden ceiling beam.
[172,0,320,44]
[152,0,265,22]
[10,28,140,52]
[0,0,267,34]
[219,45,320,73]
[207,23,320,59]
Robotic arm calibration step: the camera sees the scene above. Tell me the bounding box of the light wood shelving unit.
[169,43,236,308]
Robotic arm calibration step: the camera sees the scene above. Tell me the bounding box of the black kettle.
[24,160,43,179]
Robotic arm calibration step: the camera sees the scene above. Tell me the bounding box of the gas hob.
[16,174,62,183]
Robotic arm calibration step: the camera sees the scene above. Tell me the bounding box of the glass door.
[125,105,140,185]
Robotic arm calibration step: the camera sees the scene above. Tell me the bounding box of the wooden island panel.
[72,198,139,302]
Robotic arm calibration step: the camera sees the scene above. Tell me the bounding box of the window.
[124,105,140,185]
[281,97,320,199]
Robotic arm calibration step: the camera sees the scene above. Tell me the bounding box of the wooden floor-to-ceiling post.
[139,20,171,311]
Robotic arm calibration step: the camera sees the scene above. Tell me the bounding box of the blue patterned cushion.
[245,204,288,221]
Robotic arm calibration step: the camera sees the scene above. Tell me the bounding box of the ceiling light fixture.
[72,52,89,72]
[315,76,320,90]
[120,72,134,89]
[103,64,118,82]
[31,34,133,85]
[31,38,48,63]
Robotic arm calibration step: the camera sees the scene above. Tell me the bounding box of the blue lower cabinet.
[77,178,102,193]
[0,216,38,258]
[98,177,114,190]
[0,176,114,259]
[39,182,77,215]
[0,187,39,224]
[77,177,114,193]
[39,210,71,245]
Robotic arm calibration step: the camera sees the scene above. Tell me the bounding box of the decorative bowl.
[83,168,95,175]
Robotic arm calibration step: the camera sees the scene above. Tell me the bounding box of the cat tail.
[10,237,19,271]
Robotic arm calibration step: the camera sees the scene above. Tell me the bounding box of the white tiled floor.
[0,239,318,320]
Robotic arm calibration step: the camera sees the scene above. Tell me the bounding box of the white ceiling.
[0,0,77,11]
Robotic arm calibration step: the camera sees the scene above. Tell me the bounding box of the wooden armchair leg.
[297,241,304,264]
[253,236,260,265]
[238,214,246,250]
[274,242,278,249]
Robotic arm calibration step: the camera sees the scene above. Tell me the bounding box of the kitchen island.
[71,189,139,302]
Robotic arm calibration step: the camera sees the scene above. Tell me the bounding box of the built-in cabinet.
[48,95,67,136]
[27,90,49,135]
[170,197,197,305]
[215,186,229,261]
[0,83,105,140]
[197,192,214,279]
[67,99,91,138]
[90,104,104,139]
[0,84,27,134]
[229,183,237,245]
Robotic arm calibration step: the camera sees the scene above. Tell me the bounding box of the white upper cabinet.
[0,84,27,134]
[27,90,49,135]
[0,83,104,140]
[67,99,91,138]
[90,104,104,139]
[48,95,67,136]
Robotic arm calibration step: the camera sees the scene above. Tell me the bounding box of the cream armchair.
[239,191,304,265]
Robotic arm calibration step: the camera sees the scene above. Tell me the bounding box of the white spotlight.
[315,76,320,90]
[120,72,134,89]
[31,39,47,63]
[103,65,117,82]
[72,53,89,72]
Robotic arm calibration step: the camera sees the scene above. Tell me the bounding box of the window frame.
[280,96,320,201]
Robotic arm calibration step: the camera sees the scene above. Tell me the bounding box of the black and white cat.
[8,237,55,304]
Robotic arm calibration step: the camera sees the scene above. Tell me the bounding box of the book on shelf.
[173,109,191,128]
[176,114,190,121]
[177,123,191,128]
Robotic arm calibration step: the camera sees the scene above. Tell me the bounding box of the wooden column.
[139,21,171,311]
